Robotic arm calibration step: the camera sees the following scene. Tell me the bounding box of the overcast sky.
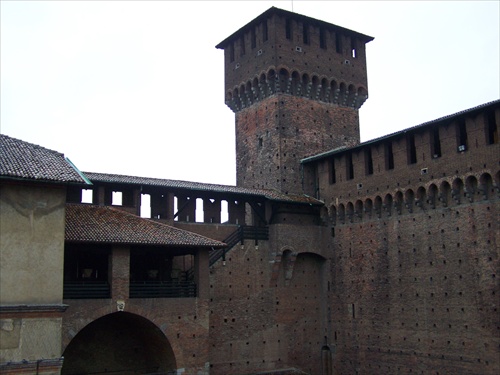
[1,1,499,186]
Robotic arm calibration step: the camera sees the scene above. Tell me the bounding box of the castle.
[1,7,498,375]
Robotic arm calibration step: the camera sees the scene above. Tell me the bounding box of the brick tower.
[216,7,373,194]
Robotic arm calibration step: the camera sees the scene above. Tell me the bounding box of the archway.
[62,312,176,375]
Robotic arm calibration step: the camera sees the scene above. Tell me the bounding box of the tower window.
[229,43,235,63]
[286,18,292,40]
[263,20,268,42]
[385,142,394,170]
[407,134,417,164]
[302,22,309,45]
[251,27,256,49]
[335,33,342,53]
[346,153,354,180]
[485,110,498,145]
[365,148,373,175]
[329,159,336,184]
[456,119,468,151]
[351,37,357,58]
[431,127,442,158]
[258,137,263,148]
[240,35,245,56]
[320,28,326,49]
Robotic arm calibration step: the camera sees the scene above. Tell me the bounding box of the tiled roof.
[0,134,88,184]
[83,172,322,205]
[65,203,225,247]
[301,99,500,163]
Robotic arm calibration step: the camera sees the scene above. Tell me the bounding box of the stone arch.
[428,183,438,209]
[346,201,354,223]
[330,204,337,225]
[452,178,464,204]
[260,73,269,97]
[495,170,500,196]
[268,69,277,93]
[240,84,248,108]
[252,77,260,101]
[338,203,345,224]
[291,71,301,96]
[330,79,339,103]
[416,187,426,210]
[364,198,373,218]
[339,82,347,105]
[246,81,254,104]
[374,195,383,218]
[404,189,415,213]
[279,68,289,93]
[479,172,494,199]
[311,75,320,100]
[347,84,356,107]
[439,180,451,207]
[465,175,478,202]
[61,312,176,375]
[302,73,311,98]
[320,77,328,102]
[394,191,404,214]
[383,194,393,216]
[355,199,363,220]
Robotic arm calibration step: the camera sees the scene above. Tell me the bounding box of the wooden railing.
[129,281,196,298]
[63,281,110,299]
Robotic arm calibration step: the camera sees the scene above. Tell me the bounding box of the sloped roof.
[0,134,88,184]
[216,6,373,49]
[301,99,500,163]
[83,172,322,205]
[65,203,225,248]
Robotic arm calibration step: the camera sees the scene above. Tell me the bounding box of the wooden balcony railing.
[129,281,197,298]
[63,281,110,299]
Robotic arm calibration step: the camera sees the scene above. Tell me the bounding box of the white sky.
[1,1,499,186]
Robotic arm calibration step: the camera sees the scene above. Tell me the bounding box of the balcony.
[129,280,197,298]
[63,280,110,299]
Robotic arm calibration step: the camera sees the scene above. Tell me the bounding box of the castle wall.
[208,223,332,374]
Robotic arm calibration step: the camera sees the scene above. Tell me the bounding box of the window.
[286,18,292,40]
[303,22,309,44]
[365,148,373,175]
[385,142,394,170]
[251,27,256,49]
[335,33,342,53]
[229,43,234,62]
[351,37,357,58]
[320,28,326,49]
[456,119,468,151]
[240,35,245,56]
[329,159,336,184]
[263,19,268,42]
[431,127,442,158]
[407,134,417,164]
[346,153,354,180]
[485,110,498,145]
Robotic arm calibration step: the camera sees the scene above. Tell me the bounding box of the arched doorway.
[62,312,176,375]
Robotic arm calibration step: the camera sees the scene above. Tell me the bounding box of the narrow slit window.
[251,27,256,49]
[329,159,336,184]
[263,19,268,42]
[365,148,373,175]
[346,153,354,180]
[335,33,342,53]
[286,18,292,40]
[302,22,309,45]
[485,110,498,145]
[229,43,235,63]
[320,28,326,49]
[240,35,245,56]
[431,127,442,158]
[385,142,394,170]
[351,37,357,58]
[407,134,417,164]
[456,119,468,151]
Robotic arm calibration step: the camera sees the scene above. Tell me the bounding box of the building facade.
[1,6,498,375]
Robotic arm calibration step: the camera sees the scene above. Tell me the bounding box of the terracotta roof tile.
[65,203,225,247]
[0,134,87,184]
